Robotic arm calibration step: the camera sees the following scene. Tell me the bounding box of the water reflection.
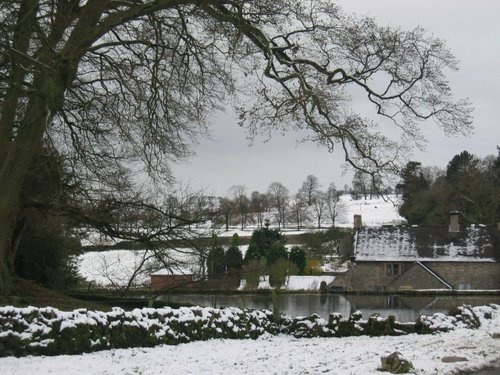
[157,293,499,322]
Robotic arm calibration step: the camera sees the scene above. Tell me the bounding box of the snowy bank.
[1,305,499,374]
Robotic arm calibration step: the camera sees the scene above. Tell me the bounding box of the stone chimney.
[448,211,460,233]
[353,214,362,231]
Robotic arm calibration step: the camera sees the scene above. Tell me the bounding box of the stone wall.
[425,262,500,290]
[388,263,450,291]
[350,262,411,291]
[349,261,500,291]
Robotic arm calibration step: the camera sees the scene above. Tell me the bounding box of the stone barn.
[342,215,500,292]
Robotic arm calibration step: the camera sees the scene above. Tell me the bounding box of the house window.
[386,263,400,276]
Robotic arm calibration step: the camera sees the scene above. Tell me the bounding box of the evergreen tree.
[446,150,478,184]
[266,241,288,266]
[397,161,432,224]
[397,150,500,225]
[225,233,243,274]
[397,161,430,201]
[243,227,285,263]
[230,232,240,247]
[289,246,306,275]
[207,235,225,279]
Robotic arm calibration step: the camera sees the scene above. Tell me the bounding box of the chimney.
[353,214,362,231]
[449,211,460,233]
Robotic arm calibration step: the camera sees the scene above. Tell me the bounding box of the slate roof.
[354,225,498,262]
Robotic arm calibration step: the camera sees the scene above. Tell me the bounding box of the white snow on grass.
[76,249,199,287]
[286,276,335,291]
[237,275,334,291]
[1,306,499,375]
[336,195,404,227]
[77,250,151,287]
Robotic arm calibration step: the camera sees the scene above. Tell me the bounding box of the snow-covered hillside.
[212,194,404,238]
[336,194,404,227]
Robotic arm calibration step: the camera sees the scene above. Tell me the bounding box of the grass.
[0,278,112,311]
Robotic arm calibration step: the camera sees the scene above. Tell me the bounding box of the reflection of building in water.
[278,294,351,320]
[331,213,500,292]
[344,294,500,322]
[158,293,499,322]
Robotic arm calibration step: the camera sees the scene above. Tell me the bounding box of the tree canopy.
[0,0,473,294]
[398,149,500,225]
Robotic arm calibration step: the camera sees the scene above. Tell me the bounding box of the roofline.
[353,258,498,263]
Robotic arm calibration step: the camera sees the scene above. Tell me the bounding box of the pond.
[157,293,500,322]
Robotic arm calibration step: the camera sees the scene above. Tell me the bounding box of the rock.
[491,332,500,339]
[441,356,468,363]
[380,351,415,373]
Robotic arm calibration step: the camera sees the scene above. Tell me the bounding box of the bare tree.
[290,192,308,230]
[299,175,320,206]
[267,182,289,229]
[325,183,345,227]
[0,0,473,294]
[229,185,249,230]
[352,170,370,200]
[216,197,233,232]
[250,191,268,228]
[311,191,326,229]
[76,184,216,296]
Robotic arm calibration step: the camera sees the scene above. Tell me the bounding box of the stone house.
[335,213,500,292]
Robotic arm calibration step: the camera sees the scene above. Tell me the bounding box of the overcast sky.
[170,0,500,197]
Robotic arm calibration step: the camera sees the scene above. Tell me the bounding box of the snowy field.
[215,195,404,238]
[1,305,499,374]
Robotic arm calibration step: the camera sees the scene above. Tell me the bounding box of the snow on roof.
[354,226,498,262]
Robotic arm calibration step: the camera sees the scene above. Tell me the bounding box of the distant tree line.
[211,175,352,231]
[396,148,500,225]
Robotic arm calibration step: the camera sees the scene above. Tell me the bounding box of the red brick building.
[150,271,194,291]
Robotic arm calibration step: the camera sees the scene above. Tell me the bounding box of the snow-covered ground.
[336,194,404,227]
[1,305,499,374]
[76,249,201,287]
[214,195,404,238]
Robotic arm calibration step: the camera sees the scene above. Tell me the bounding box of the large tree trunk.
[0,0,109,295]
[0,223,15,296]
[0,95,52,295]
[0,49,69,294]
